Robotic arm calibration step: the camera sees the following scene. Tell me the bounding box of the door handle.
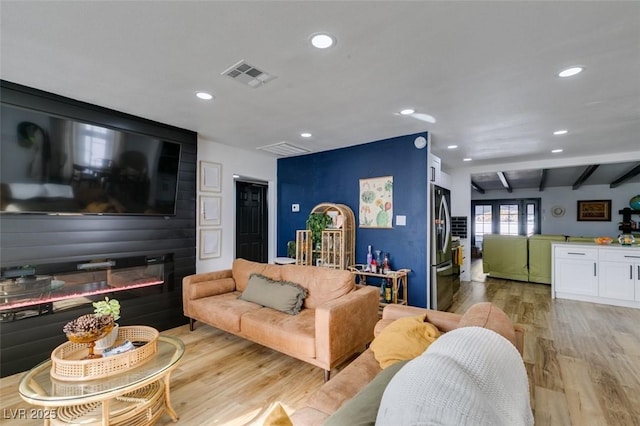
[435,262,453,272]
[568,252,586,255]
[631,265,633,280]
[442,195,450,253]
[593,262,597,277]
[430,166,435,182]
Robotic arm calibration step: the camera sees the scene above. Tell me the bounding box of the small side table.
[274,257,297,265]
[19,335,184,426]
[348,265,411,307]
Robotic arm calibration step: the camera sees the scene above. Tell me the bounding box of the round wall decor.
[414,136,427,149]
[551,206,566,217]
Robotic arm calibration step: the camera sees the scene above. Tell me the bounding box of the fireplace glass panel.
[0,255,169,322]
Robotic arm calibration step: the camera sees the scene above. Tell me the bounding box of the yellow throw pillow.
[370,315,441,369]
[263,402,293,426]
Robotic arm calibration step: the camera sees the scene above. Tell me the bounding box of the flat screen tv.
[1,104,181,216]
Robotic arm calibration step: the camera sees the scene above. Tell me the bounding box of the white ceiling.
[1,1,639,177]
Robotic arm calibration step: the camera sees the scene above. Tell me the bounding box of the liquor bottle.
[366,245,373,272]
[371,258,377,274]
[382,253,390,274]
[384,279,392,303]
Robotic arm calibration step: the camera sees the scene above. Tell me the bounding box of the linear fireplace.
[0,254,172,322]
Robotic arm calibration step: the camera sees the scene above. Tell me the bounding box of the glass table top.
[19,335,184,404]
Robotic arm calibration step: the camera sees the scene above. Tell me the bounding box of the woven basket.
[51,326,159,381]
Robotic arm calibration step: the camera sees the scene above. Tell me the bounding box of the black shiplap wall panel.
[0,81,197,377]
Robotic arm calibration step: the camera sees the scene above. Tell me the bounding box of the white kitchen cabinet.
[599,249,640,301]
[552,243,640,308]
[430,154,442,184]
[553,246,598,296]
[430,154,451,189]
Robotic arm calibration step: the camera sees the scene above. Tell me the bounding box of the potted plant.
[93,297,121,350]
[306,212,333,249]
[287,240,297,259]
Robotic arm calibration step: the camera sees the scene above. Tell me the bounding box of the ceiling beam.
[539,168,548,192]
[471,181,485,194]
[572,165,599,190]
[610,162,640,188]
[497,171,512,193]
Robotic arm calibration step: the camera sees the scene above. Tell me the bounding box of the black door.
[236,181,268,262]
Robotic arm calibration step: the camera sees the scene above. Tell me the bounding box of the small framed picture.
[199,196,221,226]
[199,161,222,192]
[200,229,221,259]
[577,200,611,222]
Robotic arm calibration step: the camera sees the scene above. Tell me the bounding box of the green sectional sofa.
[482,234,567,284]
[482,235,529,282]
[528,234,567,284]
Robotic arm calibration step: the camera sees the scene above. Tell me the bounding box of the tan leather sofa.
[290,304,524,425]
[182,259,380,380]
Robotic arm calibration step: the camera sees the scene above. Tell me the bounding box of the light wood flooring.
[1,260,640,425]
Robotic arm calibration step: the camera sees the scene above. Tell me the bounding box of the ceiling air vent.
[221,60,276,88]
[257,142,310,156]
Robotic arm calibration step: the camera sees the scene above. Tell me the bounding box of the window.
[471,198,541,247]
[499,204,519,235]
[526,203,536,236]
[474,204,493,248]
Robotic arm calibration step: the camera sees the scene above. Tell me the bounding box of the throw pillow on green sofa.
[324,359,409,426]
[239,273,308,315]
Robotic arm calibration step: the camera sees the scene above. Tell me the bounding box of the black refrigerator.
[430,184,454,311]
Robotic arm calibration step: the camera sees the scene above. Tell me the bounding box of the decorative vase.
[95,323,119,351]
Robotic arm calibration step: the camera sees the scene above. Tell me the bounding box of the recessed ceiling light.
[447,145,458,149]
[463,158,472,162]
[558,66,583,78]
[310,33,335,49]
[551,149,563,153]
[400,109,415,115]
[553,130,568,135]
[300,132,312,138]
[195,91,213,100]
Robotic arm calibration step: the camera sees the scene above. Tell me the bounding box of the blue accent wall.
[277,132,431,308]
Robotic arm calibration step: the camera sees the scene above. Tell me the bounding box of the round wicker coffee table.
[19,335,184,426]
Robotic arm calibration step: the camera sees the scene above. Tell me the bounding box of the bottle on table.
[382,253,390,274]
[384,279,392,303]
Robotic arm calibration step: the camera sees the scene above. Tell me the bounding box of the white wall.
[197,137,277,273]
[472,184,637,237]
[449,170,472,281]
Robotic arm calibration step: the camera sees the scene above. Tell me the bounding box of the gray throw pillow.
[323,360,409,426]
[238,273,308,315]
